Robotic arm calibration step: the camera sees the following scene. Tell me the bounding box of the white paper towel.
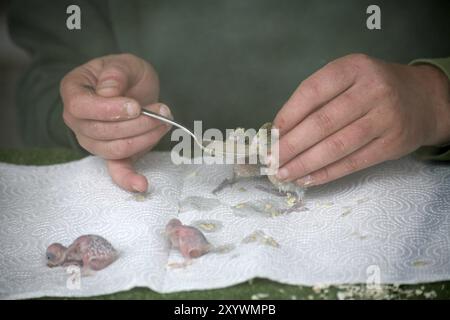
[0,152,449,299]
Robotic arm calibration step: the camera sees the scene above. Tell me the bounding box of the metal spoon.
[141,109,248,157]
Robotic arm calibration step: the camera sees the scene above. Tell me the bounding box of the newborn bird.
[46,235,118,274]
[166,219,211,259]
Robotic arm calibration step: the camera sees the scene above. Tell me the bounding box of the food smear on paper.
[191,219,224,233]
[242,230,280,248]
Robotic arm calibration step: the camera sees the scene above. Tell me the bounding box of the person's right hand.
[60,53,172,193]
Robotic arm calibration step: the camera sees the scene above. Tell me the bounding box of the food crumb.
[199,223,216,231]
[285,193,297,207]
[412,260,430,267]
[211,244,236,254]
[356,197,370,204]
[185,169,199,179]
[318,201,334,208]
[132,193,149,202]
[166,260,193,269]
[191,219,224,233]
[242,230,280,248]
[341,206,352,217]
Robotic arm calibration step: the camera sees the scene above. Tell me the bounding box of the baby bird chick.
[166,219,211,259]
[46,235,118,274]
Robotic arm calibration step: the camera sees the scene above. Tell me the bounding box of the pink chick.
[46,235,118,274]
[166,219,211,259]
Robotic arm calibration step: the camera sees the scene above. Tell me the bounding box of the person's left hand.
[273,54,450,187]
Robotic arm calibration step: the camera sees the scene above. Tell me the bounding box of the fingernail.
[159,104,173,119]
[124,101,140,117]
[297,175,314,187]
[276,167,289,181]
[98,79,119,90]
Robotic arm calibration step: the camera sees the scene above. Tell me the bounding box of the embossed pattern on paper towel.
[0,152,449,299]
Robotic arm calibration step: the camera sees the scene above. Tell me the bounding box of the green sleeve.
[8,0,118,151]
[410,57,450,162]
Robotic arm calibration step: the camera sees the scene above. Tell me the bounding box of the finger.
[295,138,391,186]
[276,115,380,182]
[276,86,370,166]
[96,54,159,104]
[77,123,169,160]
[75,103,172,141]
[95,61,132,97]
[274,56,358,136]
[107,158,148,193]
[61,72,141,121]
[95,54,142,97]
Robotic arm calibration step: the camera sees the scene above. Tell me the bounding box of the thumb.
[96,62,131,98]
[107,158,148,193]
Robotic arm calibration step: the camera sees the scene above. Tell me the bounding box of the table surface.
[1,148,449,300]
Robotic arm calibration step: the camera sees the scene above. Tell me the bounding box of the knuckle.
[291,157,309,176]
[89,122,109,140]
[350,53,372,66]
[339,91,354,106]
[385,86,400,105]
[119,53,138,61]
[349,54,379,75]
[375,79,395,98]
[281,138,298,158]
[315,167,330,182]
[311,111,334,136]
[326,136,347,158]
[103,66,127,81]
[343,156,360,173]
[299,79,321,100]
[106,139,132,159]
[274,114,287,131]
[352,120,372,138]
[99,103,122,120]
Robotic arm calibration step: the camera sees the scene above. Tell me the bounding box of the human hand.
[274,54,450,186]
[61,53,172,192]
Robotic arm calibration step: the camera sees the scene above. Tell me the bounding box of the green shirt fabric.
[7,0,450,157]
